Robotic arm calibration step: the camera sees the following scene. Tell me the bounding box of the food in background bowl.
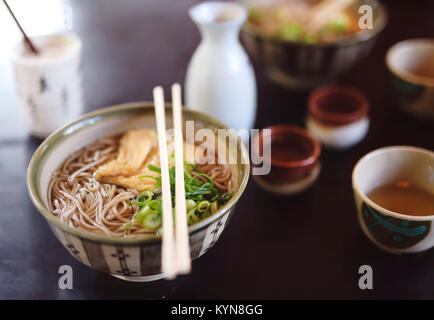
[27,103,249,281]
[241,0,388,90]
[247,0,362,44]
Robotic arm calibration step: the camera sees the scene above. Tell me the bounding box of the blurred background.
[0,0,433,299]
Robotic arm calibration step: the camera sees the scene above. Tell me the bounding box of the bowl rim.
[11,32,82,66]
[241,0,388,49]
[308,84,370,126]
[27,102,250,245]
[385,38,434,88]
[352,145,434,221]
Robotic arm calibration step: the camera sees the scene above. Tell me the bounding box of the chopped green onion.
[147,199,161,211]
[191,172,214,188]
[126,161,232,231]
[186,199,196,210]
[277,23,303,41]
[221,191,233,204]
[187,209,200,225]
[147,164,161,173]
[248,7,262,22]
[142,210,162,230]
[325,13,351,33]
[137,190,153,202]
[138,174,159,180]
[127,200,147,207]
[197,201,210,213]
[304,33,318,44]
[135,205,153,222]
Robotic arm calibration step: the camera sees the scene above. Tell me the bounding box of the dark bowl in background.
[241,0,388,91]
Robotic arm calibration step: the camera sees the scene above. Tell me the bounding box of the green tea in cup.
[367,180,434,216]
[352,146,434,254]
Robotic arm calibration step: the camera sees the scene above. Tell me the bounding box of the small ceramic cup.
[306,85,369,150]
[352,146,434,254]
[252,125,321,196]
[11,32,84,138]
[386,39,434,120]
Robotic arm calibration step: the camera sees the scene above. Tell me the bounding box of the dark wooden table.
[1,0,433,299]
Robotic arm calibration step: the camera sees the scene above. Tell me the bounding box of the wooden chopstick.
[2,0,39,55]
[171,83,191,274]
[153,86,177,278]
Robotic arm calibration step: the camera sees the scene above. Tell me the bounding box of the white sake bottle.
[185,1,257,132]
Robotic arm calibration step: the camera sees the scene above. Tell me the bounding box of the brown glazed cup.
[308,85,369,126]
[252,125,321,195]
[306,84,370,149]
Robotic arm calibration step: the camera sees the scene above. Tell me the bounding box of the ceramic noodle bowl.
[27,103,250,281]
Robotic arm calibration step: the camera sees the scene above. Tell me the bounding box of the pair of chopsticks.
[153,84,191,278]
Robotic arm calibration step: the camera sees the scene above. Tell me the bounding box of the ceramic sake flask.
[185,1,257,132]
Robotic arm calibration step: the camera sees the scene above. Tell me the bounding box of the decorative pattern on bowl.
[49,210,231,282]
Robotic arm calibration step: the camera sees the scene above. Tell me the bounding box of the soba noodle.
[48,134,233,238]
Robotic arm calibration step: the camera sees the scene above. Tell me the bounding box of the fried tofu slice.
[96,129,157,178]
[95,128,195,191]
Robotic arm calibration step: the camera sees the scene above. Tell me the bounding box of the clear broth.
[367,180,434,216]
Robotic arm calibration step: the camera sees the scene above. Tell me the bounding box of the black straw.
[3,0,39,54]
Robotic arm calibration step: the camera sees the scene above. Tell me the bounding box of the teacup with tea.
[352,146,434,254]
[386,39,434,120]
